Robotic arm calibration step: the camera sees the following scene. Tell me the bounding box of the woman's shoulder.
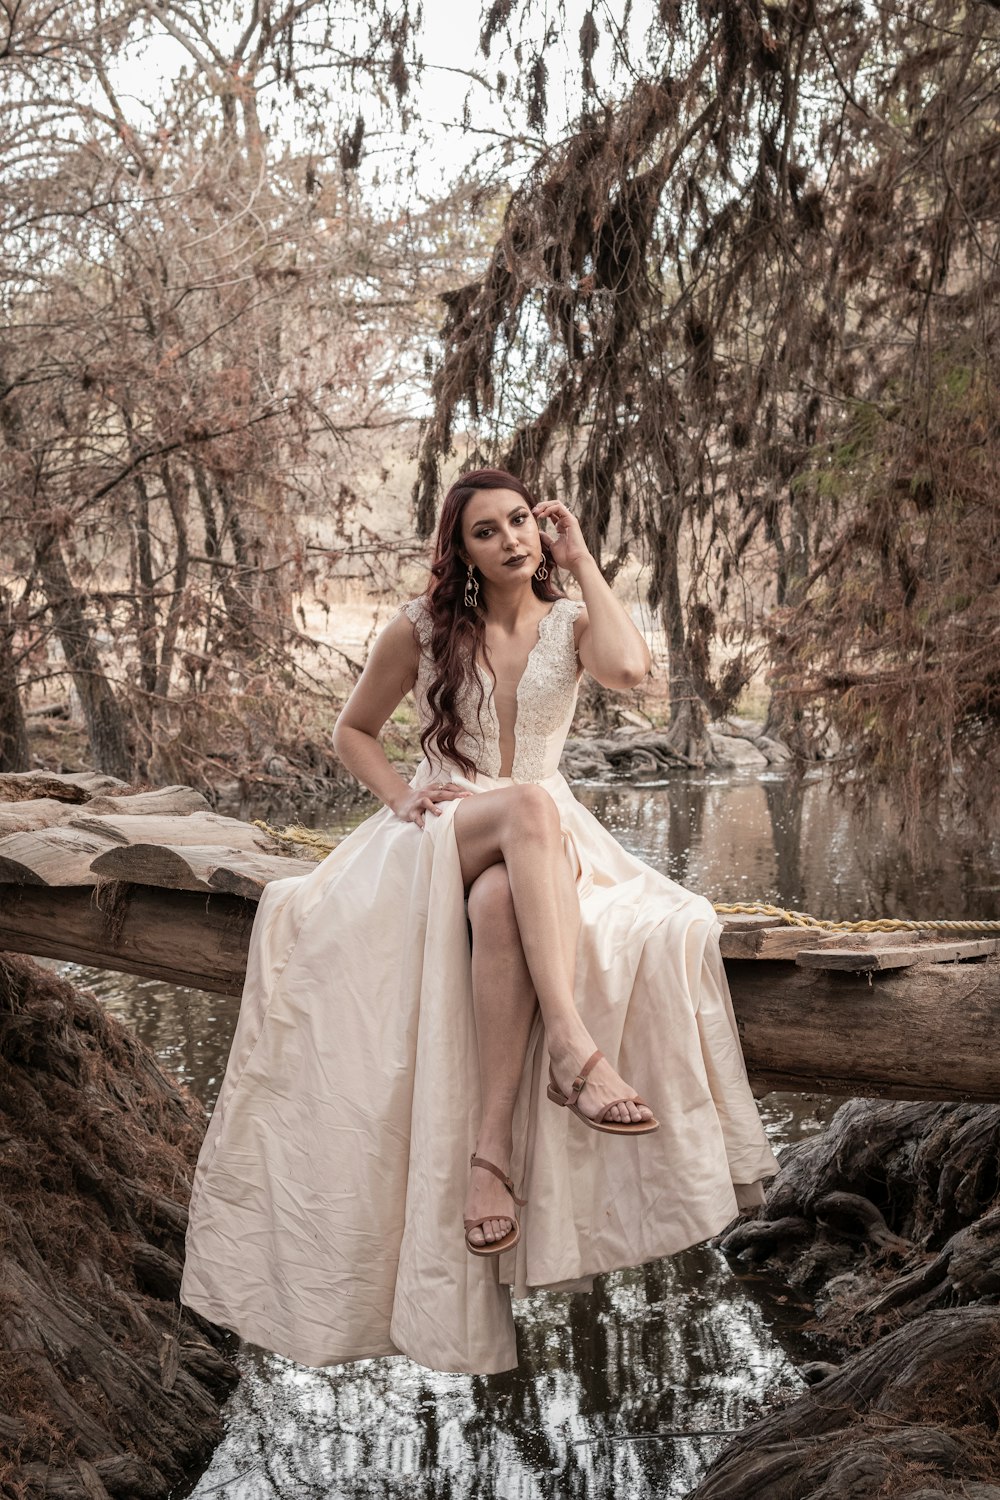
[549,594,586,637]
[395,595,433,646]
[399,595,429,623]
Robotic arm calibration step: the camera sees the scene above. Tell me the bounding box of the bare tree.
[0,0,471,781]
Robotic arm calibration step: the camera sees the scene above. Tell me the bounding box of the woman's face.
[460,488,543,588]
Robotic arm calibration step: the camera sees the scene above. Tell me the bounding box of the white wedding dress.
[180,595,778,1374]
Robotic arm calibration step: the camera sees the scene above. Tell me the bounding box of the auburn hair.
[416,468,563,777]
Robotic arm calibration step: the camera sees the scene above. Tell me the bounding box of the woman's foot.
[548,1037,655,1126]
[464,1151,519,1251]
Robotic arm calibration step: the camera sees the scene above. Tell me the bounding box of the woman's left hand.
[532,501,592,576]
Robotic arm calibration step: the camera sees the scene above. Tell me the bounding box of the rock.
[709,733,769,769]
[718,715,767,740]
[756,735,793,763]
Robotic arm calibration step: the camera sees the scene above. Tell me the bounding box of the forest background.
[2,0,998,826]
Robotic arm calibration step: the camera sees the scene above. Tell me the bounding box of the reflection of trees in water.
[583,781,708,888]
[189,1251,808,1500]
[69,964,237,1109]
[761,778,806,911]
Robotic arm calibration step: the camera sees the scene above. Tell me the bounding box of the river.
[66,766,1000,1498]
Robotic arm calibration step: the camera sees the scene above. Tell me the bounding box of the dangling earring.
[534,554,549,581]
[464,562,480,609]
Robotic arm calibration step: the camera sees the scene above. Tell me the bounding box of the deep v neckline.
[477,600,561,777]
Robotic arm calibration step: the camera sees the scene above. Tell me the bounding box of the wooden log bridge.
[1,771,998,1102]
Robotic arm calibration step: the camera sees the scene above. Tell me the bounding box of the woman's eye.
[512,513,527,524]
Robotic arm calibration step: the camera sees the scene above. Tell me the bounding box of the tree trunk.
[0,586,29,773]
[34,527,133,779]
[660,510,709,763]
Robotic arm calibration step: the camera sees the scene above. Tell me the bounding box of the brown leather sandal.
[547,1049,659,1135]
[464,1154,526,1258]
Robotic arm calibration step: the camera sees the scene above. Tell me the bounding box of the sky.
[108,1,655,204]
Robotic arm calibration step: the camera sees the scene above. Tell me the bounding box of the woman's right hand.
[391,782,472,829]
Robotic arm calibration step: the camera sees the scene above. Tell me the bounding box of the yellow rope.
[255,823,1000,935]
[712,903,1000,935]
[253,820,336,859]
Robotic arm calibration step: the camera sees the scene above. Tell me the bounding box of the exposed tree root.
[692,1099,1000,1497]
[0,955,237,1499]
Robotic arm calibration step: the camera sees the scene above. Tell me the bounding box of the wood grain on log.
[730,958,1000,1099]
[0,770,127,803]
[83,785,211,816]
[796,937,999,970]
[0,797,79,834]
[0,884,254,994]
[0,826,119,886]
[89,842,315,896]
[1,884,998,1098]
[719,926,849,960]
[67,810,274,850]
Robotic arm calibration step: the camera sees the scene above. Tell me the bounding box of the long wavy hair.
[417,468,564,776]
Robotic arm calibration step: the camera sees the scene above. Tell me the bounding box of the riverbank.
[0,956,238,1498]
[692,1098,1000,1498]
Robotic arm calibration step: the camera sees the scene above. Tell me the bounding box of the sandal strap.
[470,1154,527,1207]
[464,1214,516,1231]
[570,1049,604,1099]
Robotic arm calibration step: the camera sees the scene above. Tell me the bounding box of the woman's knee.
[467,862,516,931]
[499,783,560,841]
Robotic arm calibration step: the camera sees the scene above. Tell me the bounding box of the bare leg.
[453,785,652,1126]
[464,864,537,1248]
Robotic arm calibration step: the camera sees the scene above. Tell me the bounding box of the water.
[65,767,999,1499]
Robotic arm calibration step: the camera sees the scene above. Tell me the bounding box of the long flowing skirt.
[180,765,778,1374]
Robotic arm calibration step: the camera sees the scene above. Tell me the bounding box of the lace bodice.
[400,596,584,782]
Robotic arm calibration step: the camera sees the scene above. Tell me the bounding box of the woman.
[180,468,778,1376]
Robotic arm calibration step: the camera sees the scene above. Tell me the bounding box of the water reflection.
[180,1250,815,1500]
[574,771,1000,922]
[60,768,997,1499]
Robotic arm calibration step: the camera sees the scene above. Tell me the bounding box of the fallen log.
[83,785,211,817]
[0,827,119,886]
[0,884,254,993]
[90,842,316,897]
[730,958,1000,1099]
[0,771,127,803]
[0,770,997,1102]
[0,798,81,835]
[66,810,274,850]
[0,883,998,1099]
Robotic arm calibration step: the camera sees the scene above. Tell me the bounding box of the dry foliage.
[416,1,1000,807]
[0,1,481,788]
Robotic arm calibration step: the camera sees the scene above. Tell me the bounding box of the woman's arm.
[332,612,420,813]
[533,502,651,691]
[332,611,471,826]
